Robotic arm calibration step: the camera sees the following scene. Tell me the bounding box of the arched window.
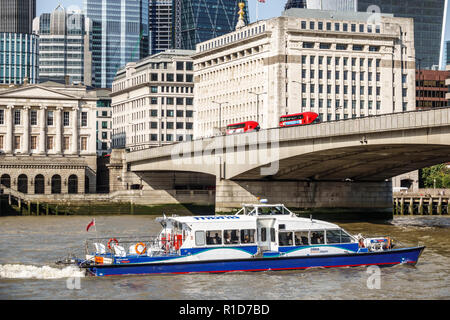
[34,174,45,194]
[18,174,28,194]
[68,175,78,194]
[51,175,61,194]
[0,174,11,188]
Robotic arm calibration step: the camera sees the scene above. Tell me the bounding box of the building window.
[150,110,158,117]
[63,111,70,126]
[303,42,314,49]
[63,136,70,150]
[80,137,87,151]
[31,136,37,150]
[176,61,184,70]
[176,122,184,129]
[0,135,4,150]
[81,112,88,127]
[186,98,193,105]
[0,110,3,125]
[166,74,174,82]
[47,136,54,150]
[150,134,157,141]
[186,62,193,71]
[166,134,173,142]
[102,121,108,129]
[14,136,20,150]
[30,110,37,125]
[47,111,54,126]
[186,122,193,130]
[353,45,363,51]
[186,110,193,118]
[151,86,158,93]
[14,110,21,125]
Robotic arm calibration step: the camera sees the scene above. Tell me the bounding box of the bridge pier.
[216,179,393,220]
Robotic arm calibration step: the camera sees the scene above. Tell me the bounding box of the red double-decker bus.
[279,112,321,127]
[226,121,260,135]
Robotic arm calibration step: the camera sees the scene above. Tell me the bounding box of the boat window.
[270,228,276,242]
[258,206,286,215]
[224,230,240,245]
[241,229,256,244]
[326,229,353,244]
[294,231,309,245]
[340,231,353,243]
[259,227,267,242]
[326,230,342,244]
[278,231,293,246]
[206,230,222,245]
[310,231,325,244]
[195,231,205,247]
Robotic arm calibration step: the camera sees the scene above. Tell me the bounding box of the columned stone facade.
[0,81,98,195]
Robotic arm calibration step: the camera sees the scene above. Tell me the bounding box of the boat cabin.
[157,204,358,258]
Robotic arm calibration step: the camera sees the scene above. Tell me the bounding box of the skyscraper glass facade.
[0,0,36,34]
[33,6,93,85]
[0,32,39,84]
[285,0,307,10]
[357,0,446,70]
[149,0,172,55]
[172,0,249,50]
[83,0,149,88]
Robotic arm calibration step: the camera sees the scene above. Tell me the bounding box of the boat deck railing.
[85,235,185,258]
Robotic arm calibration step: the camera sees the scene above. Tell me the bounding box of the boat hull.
[82,246,425,277]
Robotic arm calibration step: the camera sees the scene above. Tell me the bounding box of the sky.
[37,0,287,22]
[37,0,450,65]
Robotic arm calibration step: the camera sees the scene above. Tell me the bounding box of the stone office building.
[0,81,98,195]
[193,8,416,138]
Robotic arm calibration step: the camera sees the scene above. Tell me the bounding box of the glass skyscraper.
[83,0,149,88]
[33,6,93,86]
[0,0,36,34]
[172,0,249,50]
[149,0,173,55]
[357,0,446,70]
[0,0,38,85]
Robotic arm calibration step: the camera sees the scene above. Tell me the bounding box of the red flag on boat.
[86,218,95,232]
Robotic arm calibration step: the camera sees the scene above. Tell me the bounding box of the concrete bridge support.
[216,179,393,219]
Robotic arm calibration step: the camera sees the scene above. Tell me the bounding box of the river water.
[0,215,449,300]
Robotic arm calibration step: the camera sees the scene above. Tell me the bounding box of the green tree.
[421,164,450,188]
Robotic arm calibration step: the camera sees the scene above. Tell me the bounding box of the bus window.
[310,231,325,244]
[206,230,222,245]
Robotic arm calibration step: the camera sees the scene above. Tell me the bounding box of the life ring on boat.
[135,242,147,255]
[107,238,119,250]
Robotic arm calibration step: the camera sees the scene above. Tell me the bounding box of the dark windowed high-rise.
[0,0,36,34]
[149,0,172,54]
[172,0,249,50]
[357,0,446,69]
[83,0,149,88]
[285,0,306,10]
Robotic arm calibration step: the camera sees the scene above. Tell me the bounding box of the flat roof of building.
[282,8,393,22]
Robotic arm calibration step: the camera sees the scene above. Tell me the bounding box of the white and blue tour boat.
[67,203,425,276]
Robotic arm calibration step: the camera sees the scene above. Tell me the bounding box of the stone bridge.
[125,108,450,219]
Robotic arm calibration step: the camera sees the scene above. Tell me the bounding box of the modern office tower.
[172,0,249,50]
[111,50,195,151]
[94,88,112,155]
[357,0,446,70]
[33,6,93,86]
[83,0,149,88]
[193,9,416,139]
[415,69,450,109]
[0,32,39,85]
[285,0,357,11]
[0,0,36,34]
[0,0,38,85]
[149,0,172,55]
[0,81,99,194]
